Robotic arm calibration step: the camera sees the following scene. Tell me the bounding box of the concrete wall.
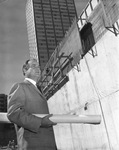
[48,26,119,149]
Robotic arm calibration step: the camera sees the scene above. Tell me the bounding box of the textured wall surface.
[48,22,119,150]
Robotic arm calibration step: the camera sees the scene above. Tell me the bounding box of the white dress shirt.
[25,78,37,88]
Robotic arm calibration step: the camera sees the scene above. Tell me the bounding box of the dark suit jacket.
[7,80,57,150]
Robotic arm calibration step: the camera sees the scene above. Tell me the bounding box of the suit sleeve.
[7,83,42,133]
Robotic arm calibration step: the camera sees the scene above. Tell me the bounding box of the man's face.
[25,59,41,81]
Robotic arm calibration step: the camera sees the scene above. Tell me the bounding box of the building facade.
[0,94,7,112]
[26,0,77,70]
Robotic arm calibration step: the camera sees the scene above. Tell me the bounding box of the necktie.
[36,84,42,93]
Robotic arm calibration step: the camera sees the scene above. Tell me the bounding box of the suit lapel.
[24,79,46,99]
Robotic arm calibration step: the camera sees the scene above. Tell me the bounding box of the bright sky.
[0,0,29,94]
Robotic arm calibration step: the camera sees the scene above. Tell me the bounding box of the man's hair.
[22,59,30,76]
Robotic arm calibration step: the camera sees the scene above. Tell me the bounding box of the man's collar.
[25,78,37,87]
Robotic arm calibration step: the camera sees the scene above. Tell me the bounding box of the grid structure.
[26,0,39,61]
[0,94,7,112]
[26,0,77,70]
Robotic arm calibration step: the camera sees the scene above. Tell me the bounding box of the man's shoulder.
[11,82,25,87]
[9,81,27,94]
[9,82,26,93]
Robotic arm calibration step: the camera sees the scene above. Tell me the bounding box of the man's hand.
[41,114,57,128]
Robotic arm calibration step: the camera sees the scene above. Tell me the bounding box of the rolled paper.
[0,113,10,123]
[35,114,101,124]
[0,113,101,124]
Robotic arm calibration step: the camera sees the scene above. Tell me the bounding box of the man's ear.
[22,66,28,76]
[23,68,27,76]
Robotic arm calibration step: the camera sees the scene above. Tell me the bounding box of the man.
[7,59,57,150]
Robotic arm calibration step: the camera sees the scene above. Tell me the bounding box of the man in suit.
[7,59,57,150]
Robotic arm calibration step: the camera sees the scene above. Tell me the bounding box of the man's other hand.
[41,114,57,128]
